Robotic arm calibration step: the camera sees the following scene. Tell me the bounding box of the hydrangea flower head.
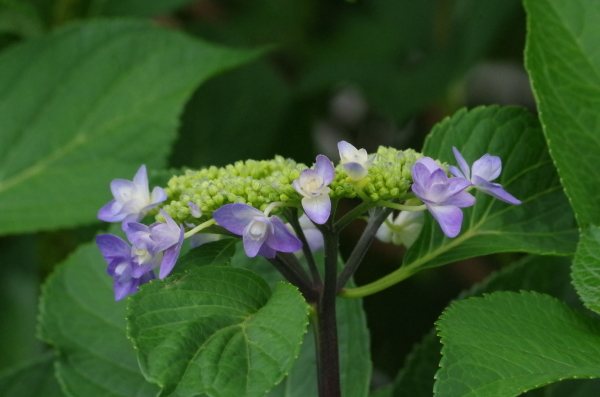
[96,234,155,301]
[338,141,376,181]
[292,155,334,224]
[98,165,167,229]
[449,147,521,205]
[126,209,184,279]
[375,211,424,248]
[213,203,302,258]
[411,157,475,238]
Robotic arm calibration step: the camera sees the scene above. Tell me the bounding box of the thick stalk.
[267,254,317,303]
[315,225,341,397]
[285,208,322,287]
[337,207,392,291]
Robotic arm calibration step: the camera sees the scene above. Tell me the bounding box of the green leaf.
[0,19,261,234]
[572,226,600,314]
[94,0,195,17]
[232,245,372,397]
[128,266,310,397]
[524,0,600,227]
[38,228,159,397]
[174,238,237,273]
[435,291,600,397]
[171,60,290,168]
[404,106,577,271]
[0,352,64,397]
[390,255,574,397]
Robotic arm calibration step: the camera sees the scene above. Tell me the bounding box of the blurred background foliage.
[0,0,535,386]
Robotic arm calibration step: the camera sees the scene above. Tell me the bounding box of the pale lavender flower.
[126,210,185,279]
[213,203,302,258]
[411,157,475,238]
[449,147,521,205]
[96,234,155,301]
[292,155,334,224]
[375,211,424,248]
[98,165,167,230]
[338,141,375,181]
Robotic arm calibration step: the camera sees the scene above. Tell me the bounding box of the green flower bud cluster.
[159,147,425,224]
[329,146,423,202]
[161,156,308,223]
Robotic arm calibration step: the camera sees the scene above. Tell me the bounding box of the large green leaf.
[572,226,600,314]
[524,0,600,227]
[38,228,159,397]
[233,246,372,397]
[0,352,64,397]
[403,106,577,272]
[128,266,309,397]
[174,238,237,273]
[389,255,574,397]
[94,0,196,17]
[435,291,600,397]
[0,19,261,234]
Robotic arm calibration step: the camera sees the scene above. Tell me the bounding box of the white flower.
[337,141,375,181]
[376,211,424,248]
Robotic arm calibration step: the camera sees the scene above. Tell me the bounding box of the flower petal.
[411,161,433,188]
[315,154,335,185]
[187,201,201,218]
[426,204,464,238]
[343,162,368,181]
[442,190,476,208]
[110,179,136,203]
[213,203,262,235]
[414,157,443,174]
[98,200,126,222]
[452,147,471,179]
[472,154,502,182]
[338,141,359,163]
[257,244,276,259]
[266,216,303,253]
[133,165,149,192]
[302,194,331,224]
[151,186,167,205]
[96,234,131,261]
[375,215,394,243]
[159,225,184,279]
[473,176,521,205]
[441,176,473,201]
[114,277,136,301]
[304,228,324,252]
[448,165,465,179]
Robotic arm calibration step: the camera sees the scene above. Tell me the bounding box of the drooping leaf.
[435,291,600,397]
[127,266,309,397]
[0,19,261,234]
[233,245,372,397]
[389,255,574,397]
[38,227,159,397]
[0,352,64,397]
[524,0,600,227]
[403,106,577,272]
[572,226,600,314]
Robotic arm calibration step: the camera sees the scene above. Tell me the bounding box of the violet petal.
[301,194,331,224]
[257,244,276,259]
[442,190,476,208]
[452,147,471,179]
[315,154,335,185]
[159,225,184,279]
[427,204,464,238]
[98,200,126,222]
[472,154,502,182]
[473,176,521,205]
[266,216,303,253]
[343,162,368,181]
[213,203,262,235]
[96,234,130,261]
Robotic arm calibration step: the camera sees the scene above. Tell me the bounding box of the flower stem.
[333,201,374,233]
[267,253,318,302]
[285,208,323,287]
[338,263,420,298]
[183,219,217,239]
[336,206,392,292]
[315,223,341,397]
[376,201,427,212]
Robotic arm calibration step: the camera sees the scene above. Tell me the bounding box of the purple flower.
[98,165,167,230]
[411,157,475,238]
[213,203,302,258]
[338,141,375,181]
[96,234,155,301]
[449,147,521,205]
[292,155,334,224]
[126,210,185,279]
